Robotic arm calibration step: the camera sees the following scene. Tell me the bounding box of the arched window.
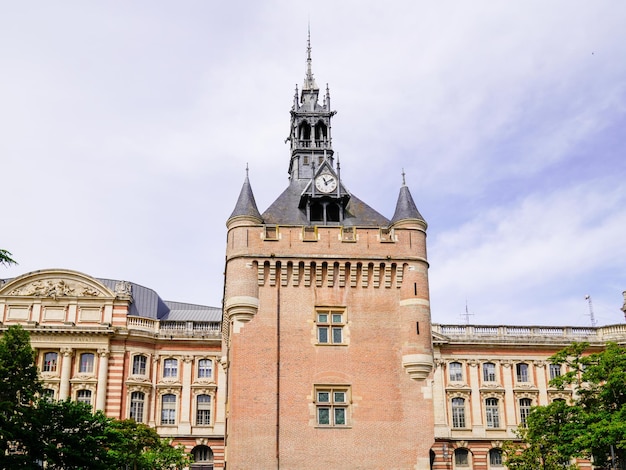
[489,448,503,466]
[130,391,145,423]
[42,388,55,400]
[449,362,463,381]
[485,398,500,428]
[314,121,327,141]
[43,352,58,372]
[161,394,176,425]
[451,397,466,428]
[132,355,147,375]
[298,122,311,142]
[79,353,94,373]
[76,389,92,406]
[454,448,470,467]
[519,397,532,426]
[191,445,214,470]
[196,394,212,425]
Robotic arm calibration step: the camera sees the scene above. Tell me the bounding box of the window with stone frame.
[42,352,58,373]
[163,358,178,378]
[79,352,95,374]
[196,394,212,426]
[454,448,470,466]
[161,394,177,425]
[198,359,213,379]
[485,397,501,428]
[315,385,350,427]
[132,354,147,375]
[516,362,529,382]
[76,389,92,406]
[483,362,496,382]
[130,391,145,423]
[451,397,466,428]
[449,362,463,382]
[519,397,533,426]
[316,308,346,345]
[489,448,503,466]
[549,363,562,380]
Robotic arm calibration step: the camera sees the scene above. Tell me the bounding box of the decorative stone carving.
[115,281,132,296]
[8,279,105,298]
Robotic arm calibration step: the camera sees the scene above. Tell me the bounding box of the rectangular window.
[519,398,532,426]
[516,363,529,382]
[483,363,496,382]
[161,394,177,425]
[196,394,212,425]
[549,363,562,380]
[77,390,92,406]
[315,386,350,426]
[133,355,147,375]
[316,309,345,345]
[451,397,466,428]
[455,449,469,466]
[198,359,213,378]
[449,362,463,382]
[485,398,500,428]
[43,352,58,373]
[130,391,145,423]
[163,358,178,378]
[79,353,95,374]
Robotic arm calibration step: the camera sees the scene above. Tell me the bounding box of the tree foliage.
[0,325,191,470]
[505,342,626,470]
[0,249,17,267]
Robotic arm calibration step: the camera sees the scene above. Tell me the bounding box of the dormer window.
[310,201,341,224]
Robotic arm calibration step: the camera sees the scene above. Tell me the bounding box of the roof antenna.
[585,295,597,327]
[460,300,475,325]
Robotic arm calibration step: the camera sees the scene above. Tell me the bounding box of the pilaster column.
[501,360,516,429]
[468,360,483,428]
[534,360,548,405]
[179,356,193,434]
[95,349,109,411]
[58,348,74,400]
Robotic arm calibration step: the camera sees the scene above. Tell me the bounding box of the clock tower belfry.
[223,34,435,470]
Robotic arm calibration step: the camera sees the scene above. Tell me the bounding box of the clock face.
[315,174,337,193]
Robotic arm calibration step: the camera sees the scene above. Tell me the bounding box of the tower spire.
[303,26,318,91]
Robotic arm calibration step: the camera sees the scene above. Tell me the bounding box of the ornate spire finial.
[246,163,249,178]
[303,26,318,91]
[402,168,406,186]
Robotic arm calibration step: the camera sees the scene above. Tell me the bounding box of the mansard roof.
[262,179,390,226]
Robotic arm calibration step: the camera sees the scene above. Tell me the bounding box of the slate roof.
[390,185,426,224]
[262,180,390,227]
[229,174,262,221]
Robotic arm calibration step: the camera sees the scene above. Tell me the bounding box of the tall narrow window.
[519,398,532,426]
[198,359,213,378]
[79,353,95,373]
[76,390,92,406]
[43,352,58,372]
[315,386,350,426]
[483,362,496,382]
[132,355,147,375]
[163,358,178,378]
[161,394,176,425]
[485,398,500,428]
[196,394,212,426]
[549,363,562,380]
[451,397,466,428]
[516,363,529,382]
[42,389,55,400]
[130,391,145,423]
[316,309,345,345]
[449,362,463,381]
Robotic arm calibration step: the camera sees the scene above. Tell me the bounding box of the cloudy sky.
[2,1,625,326]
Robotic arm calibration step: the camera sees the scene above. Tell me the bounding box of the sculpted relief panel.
[8,279,104,298]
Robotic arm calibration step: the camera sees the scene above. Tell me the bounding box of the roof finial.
[246,163,249,178]
[401,168,406,186]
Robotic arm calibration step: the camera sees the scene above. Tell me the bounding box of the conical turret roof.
[390,175,426,226]
[228,169,262,225]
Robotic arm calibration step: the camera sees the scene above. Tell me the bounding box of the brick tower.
[223,36,435,470]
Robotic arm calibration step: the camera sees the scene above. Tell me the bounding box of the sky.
[1,1,625,326]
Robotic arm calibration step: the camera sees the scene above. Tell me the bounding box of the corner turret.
[227,167,262,229]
